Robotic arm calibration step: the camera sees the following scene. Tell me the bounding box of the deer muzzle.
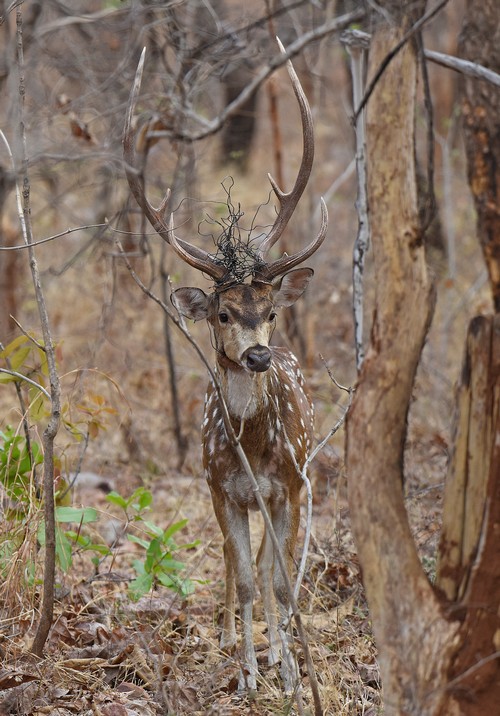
[242,345,272,373]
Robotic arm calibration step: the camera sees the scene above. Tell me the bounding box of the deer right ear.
[171,287,209,321]
[273,267,314,308]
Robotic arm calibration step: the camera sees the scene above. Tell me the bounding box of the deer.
[123,42,328,692]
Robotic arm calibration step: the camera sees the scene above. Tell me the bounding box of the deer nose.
[242,345,272,373]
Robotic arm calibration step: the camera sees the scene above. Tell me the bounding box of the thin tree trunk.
[13,8,61,657]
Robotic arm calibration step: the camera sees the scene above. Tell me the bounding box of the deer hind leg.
[270,489,301,693]
[213,497,257,691]
[257,525,280,666]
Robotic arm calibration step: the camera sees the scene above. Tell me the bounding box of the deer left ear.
[273,267,314,308]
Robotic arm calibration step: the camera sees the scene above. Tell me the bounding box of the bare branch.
[0,220,107,250]
[425,49,500,87]
[149,9,366,144]
[0,368,51,398]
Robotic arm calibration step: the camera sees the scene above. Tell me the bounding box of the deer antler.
[254,198,328,282]
[254,39,328,282]
[123,48,228,284]
[257,38,315,261]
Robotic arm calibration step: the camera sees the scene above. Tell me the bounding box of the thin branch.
[314,158,356,223]
[0,368,51,399]
[0,341,35,482]
[9,316,45,351]
[425,49,500,87]
[0,221,107,250]
[417,31,438,236]
[295,360,353,599]
[159,243,188,469]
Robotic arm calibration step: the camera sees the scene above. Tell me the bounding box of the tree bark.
[345,14,461,715]
[437,315,500,711]
[345,3,500,713]
[459,0,500,312]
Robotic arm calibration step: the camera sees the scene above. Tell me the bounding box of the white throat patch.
[224,369,268,419]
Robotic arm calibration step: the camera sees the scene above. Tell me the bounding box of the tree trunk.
[458,0,500,312]
[344,3,499,713]
[437,315,500,711]
[345,13,461,715]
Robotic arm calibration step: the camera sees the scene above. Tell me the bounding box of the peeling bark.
[459,0,500,312]
[437,315,500,712]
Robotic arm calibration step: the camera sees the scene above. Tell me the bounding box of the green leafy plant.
[0,425,43,502]
[106,487,199,600]
[0,428,106,576]
[38,506,106,573]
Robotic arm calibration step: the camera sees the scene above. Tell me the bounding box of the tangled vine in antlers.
[203,179,266,284]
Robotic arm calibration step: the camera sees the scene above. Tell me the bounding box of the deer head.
[123,41,327,377]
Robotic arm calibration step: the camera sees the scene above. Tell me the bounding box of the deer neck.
[216,353,270,420]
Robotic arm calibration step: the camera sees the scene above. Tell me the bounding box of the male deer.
[124,44,328,692]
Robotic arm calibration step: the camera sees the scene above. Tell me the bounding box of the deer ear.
[273,267,314,308]
[171,287,210,321]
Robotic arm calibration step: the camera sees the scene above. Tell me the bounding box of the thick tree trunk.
[345,4,500,714]
[345,16,460,715]
[435,3,500,706]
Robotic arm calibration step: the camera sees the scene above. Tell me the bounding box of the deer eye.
[269,312,276,322]
[219,312,229,323]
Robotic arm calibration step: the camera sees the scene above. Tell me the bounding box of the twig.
[417,31,438,236]
[9,316,45,351]
[313,158,355,223]
[295,360,354,600]
[0,368,51,399]
[0,219,107,250]
[0,342,35,482]
[159,243,188,469]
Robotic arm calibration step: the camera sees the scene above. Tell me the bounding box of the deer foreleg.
[214,498,257,691]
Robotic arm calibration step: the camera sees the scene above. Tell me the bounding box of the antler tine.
[257,38,314,260]
[123,48,227,283]
[167,214,228,281]
[255,198,328,282]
